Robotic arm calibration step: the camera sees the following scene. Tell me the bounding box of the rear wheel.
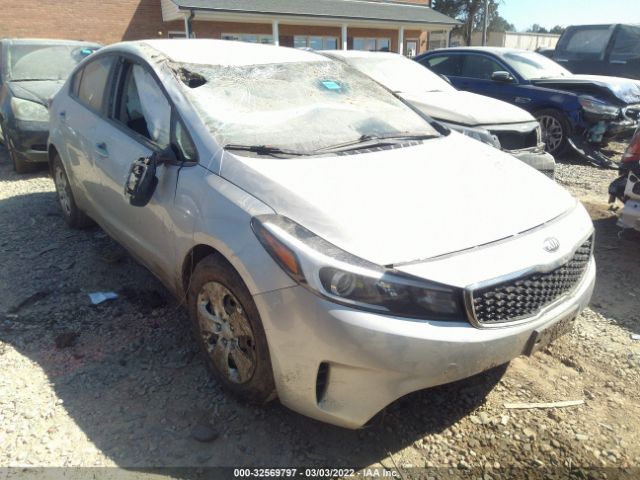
[52,154,93,228]
[534,109,570,156]
[188,254,276,404]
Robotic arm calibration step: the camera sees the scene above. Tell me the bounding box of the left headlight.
[11,97,49,122]
[579,96,620,119]
[446,123,501,149]
[251,215,464,320]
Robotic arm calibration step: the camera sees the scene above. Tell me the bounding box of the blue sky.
[500,0,640,32]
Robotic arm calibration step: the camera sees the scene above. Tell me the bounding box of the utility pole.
[482,0,489,46]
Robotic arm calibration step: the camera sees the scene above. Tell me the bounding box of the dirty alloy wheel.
[188,254,276,404]
[52,155,93,229]
[535,109,570,156]
[0,123,35,174]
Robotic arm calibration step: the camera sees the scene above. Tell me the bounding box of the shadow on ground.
[0,153,504,469]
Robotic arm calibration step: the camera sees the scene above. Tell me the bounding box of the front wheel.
[534,109,570,156]
[188,254,276,404]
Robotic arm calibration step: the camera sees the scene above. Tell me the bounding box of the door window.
[460,55,504,80]
[422,54,462,76]
[115,63,171,147]
[76,56,114,112]
[611,25,640,62]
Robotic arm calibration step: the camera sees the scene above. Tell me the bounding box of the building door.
[405,39,419,57]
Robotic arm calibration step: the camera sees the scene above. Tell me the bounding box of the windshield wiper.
[223,144,310,157]
[312,132,438,154]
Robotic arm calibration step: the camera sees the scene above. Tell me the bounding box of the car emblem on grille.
[543,237,560,252]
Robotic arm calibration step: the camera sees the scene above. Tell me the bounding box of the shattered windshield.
[503,51,572,80]
[176,60,440,153]
[7,44,100,81]
[343,56,455,93]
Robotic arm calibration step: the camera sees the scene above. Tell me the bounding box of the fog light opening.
[315,362,330,405]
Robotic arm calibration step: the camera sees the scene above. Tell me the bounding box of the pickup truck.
[553,24,640,80]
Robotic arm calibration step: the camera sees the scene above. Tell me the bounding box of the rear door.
[59,54,117,213]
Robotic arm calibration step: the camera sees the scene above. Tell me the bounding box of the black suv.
[553,24,640,80]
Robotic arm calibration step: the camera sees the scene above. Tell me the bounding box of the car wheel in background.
[52,154,93,228]
[188,254,276,404]
[1,123,36,174]
[534,109,570,156]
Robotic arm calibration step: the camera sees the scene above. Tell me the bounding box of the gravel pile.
[0,145,638,479]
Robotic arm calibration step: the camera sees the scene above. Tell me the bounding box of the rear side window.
[561,27,612,57]
[77,56,114,112]
[422,55,462,76]
[611,26,640,62]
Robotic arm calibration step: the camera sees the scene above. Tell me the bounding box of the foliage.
[432,0,514,45]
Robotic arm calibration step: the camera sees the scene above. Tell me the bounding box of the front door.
[92,59,180,280]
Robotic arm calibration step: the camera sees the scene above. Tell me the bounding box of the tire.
[534,109,571,156]
[188,254,276,404]
[1,123,36,174]
[52,154,93,228]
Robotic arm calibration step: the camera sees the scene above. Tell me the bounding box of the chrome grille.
[470,237,592,325]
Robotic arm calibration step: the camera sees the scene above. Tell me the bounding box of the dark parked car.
[0,39,100,172]
[415,47,640,163]
[553,24,640,80]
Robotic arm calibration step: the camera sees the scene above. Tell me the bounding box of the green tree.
[432,0,512,45]
[528,23,549,33]
[550,25,565,35]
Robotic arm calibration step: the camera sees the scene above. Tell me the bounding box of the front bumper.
[4,119,49,163]
[509,147,556,179]
[254,257,595,429]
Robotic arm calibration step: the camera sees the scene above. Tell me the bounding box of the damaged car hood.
[220,133,575,266]
[400,90,534,126]
[8,80,65,106]
[531,75,640,105]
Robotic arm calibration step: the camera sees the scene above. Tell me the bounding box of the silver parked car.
[48,40,595,429]
[321,50,556,178]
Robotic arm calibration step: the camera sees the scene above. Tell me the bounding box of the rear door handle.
[95,142,108,157]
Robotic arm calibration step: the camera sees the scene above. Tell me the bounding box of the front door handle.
[59,111,66,122]
[95,142,108,157]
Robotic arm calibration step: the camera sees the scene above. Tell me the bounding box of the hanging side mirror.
[124,154,158,207]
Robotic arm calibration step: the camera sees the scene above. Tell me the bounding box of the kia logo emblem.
[543,237,560,252]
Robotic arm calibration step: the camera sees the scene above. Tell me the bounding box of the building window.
[353,37,391,52]
[168,31,187,39]
[293,36,338,50]
[222,34,273,44]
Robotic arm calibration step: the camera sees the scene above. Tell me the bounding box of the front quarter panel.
[176,165,296,296]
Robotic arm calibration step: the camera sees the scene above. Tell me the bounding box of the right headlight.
[446,123,501,149]
[251,215,464,320]
[578,96,620,119]
[11,97,49,122]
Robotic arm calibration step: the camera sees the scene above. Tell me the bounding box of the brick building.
[0,0,457,56]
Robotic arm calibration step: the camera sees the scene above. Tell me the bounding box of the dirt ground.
[0,144,639,479]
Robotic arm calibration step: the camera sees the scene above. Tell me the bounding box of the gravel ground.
[0,144,639,479]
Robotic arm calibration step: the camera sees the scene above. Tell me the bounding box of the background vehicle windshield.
[503,51,572,80]
[179,60,440,153]
[7,44,99,81]
[344,56,455,93]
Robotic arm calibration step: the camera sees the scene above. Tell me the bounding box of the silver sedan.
[48,40,595,428]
